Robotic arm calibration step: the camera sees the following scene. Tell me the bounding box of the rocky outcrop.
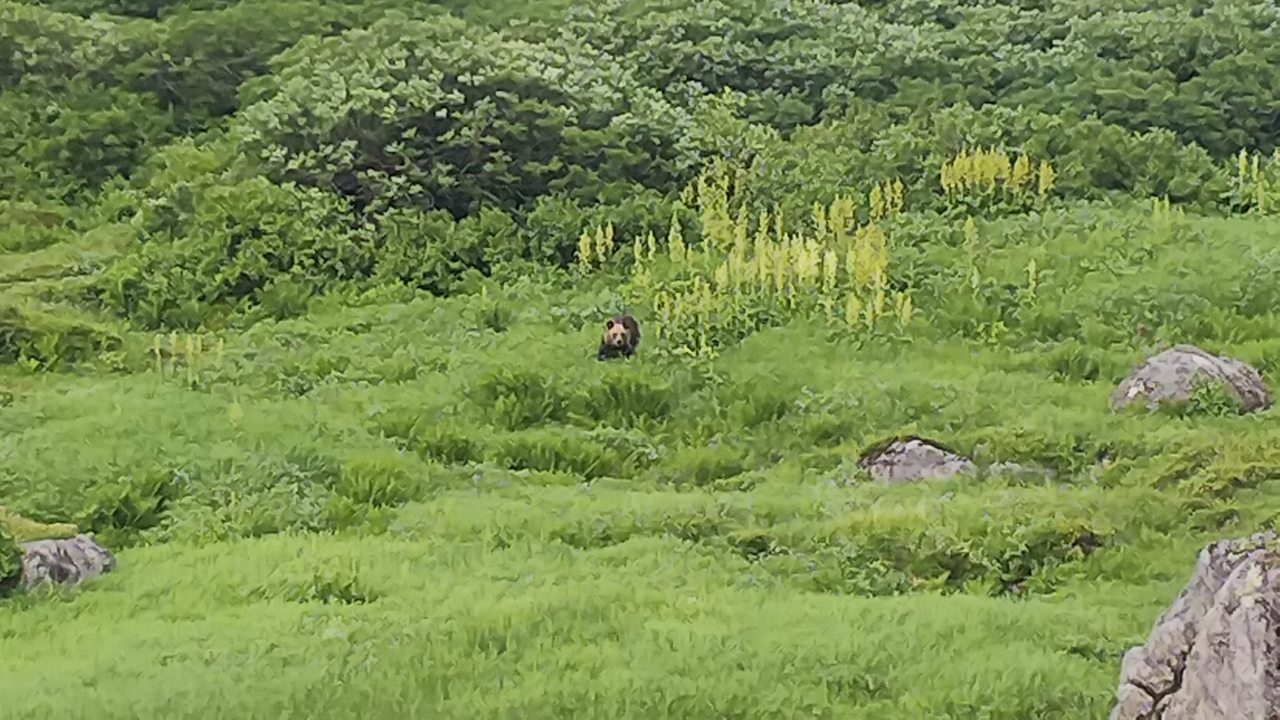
[1109,531,1280,719]
[857,436,977,483]
[1111,345,1273,414]
[20,534,116,590]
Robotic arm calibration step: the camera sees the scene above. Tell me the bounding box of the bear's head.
[604,318,633,349]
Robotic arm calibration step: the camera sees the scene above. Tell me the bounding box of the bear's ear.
[606,319,616,329]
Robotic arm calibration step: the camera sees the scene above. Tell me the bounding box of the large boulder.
[20,534,116,591]
[856,435,976,483]
[1111,344,1272,414]
[1109,531,1280,719]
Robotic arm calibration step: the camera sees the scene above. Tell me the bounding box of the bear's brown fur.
[597,314,641,361]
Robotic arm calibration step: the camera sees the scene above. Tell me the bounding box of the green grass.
[0,530,1177,718]
[4,204,1280,717]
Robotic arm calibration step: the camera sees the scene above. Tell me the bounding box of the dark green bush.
[491,428,623,479]
[0,301,122,370]
[95,145,376,329]
[784,512,1107,597]
[471,367,574,431]
[76,466,182,549]
[235,13,693,221]
[337,449,420,508]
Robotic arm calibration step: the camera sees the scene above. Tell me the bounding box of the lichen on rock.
[1111,344,1273,415]
[20,534,117,591]
[856,435,977,484]
[1109,531,1280,719]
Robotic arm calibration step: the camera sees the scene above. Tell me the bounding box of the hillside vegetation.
[3,0,1280,716]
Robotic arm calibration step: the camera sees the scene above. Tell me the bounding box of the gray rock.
[1111,344,1272,414]
[21,534,116,590]
[1109,531,1280,719]
[856,436,976,483]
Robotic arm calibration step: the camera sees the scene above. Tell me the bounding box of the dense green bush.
[540,0,1280,162]
[235,13,694,220]
[125,0,372,132]
[97,174,374,329]
[0,301,122,369]
[0,3,169,202]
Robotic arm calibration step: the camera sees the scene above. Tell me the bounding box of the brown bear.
[597,314,641,361]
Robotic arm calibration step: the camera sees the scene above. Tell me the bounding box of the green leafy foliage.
[94,140,376,329]
[0,300,122,370]
[236,13,693,220]
[7,0,1280,714]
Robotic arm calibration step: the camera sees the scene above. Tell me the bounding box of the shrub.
[471,367,574,431]
[95,142,376,329]
[491,428,624,479]
[0,301,122,370]
[75,465,182,549]
[0,520,23,597]
[337,449,420,508]
[235,13,693,220]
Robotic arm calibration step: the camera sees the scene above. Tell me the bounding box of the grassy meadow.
[4,0,1280,716]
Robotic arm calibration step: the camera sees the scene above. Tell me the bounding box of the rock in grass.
[1109,531,1280,719]
[20,534,116,591]
[856,435,976,483]
[1111,344,1272,414]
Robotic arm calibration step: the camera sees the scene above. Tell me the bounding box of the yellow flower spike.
[963,216,979,246]
[589,223,613,262]
[713,263,730,291]
[733,205,750,255]
[896,292,914,328]
[1037,160,1056,197]
[813,202,828,242]
[577,230,594,270]
[1012,154,1031,191]
[845,293,863,328]
[891,179,905,214]
[870,183,885,220]
[822,250,839,294]
[668,214,686,265]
